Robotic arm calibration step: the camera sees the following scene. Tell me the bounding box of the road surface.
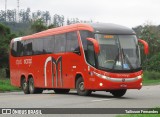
[0,85,160,116]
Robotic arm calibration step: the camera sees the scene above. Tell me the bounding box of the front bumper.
[86,71,142,90]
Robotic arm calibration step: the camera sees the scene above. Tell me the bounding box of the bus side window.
[27,41,33,55]
[11,41,17,57]
[80,30,95,66]
[54,34,66,53]
[87,41,96,66]
[43,36,54,54]
[66,31,80,54]
[17,41,24,56]
[23,40,32,56]
[32,38,43,55]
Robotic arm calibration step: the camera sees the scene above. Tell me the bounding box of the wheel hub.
[79,82,84,91]
[29,81,34,92]
[23,82,27,89]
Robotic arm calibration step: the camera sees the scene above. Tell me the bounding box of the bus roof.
[12,23,135,42]
[90,23,135,35]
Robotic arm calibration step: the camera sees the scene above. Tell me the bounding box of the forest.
[0,8,160,78]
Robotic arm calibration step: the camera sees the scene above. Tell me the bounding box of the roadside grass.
[116,114,159,117]
[116,107,160,117]
[143,79,160,85]
[0,78,20,92]
[143,71,160,85]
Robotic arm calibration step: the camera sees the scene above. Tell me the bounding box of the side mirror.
[138,39,149,55]
[87,38,100,54]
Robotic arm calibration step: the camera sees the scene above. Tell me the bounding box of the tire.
[54,89,70,94]
[76,77,91,96]
[110,89,127,97]
[29,77,43,94]
[21,78,30,94]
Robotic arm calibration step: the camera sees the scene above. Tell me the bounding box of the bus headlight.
[137,75,142,79]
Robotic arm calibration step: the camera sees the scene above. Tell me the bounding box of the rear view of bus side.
[10,23,148,97]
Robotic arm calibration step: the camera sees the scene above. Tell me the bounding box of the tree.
[32,10,42,21]
[133,23,160,70]
[66,18,93,25]
[31,19,47,33]
[6,9,16,22]
[0,23,16,68]
[0,10,6,22]
[19,8,31,23]
[41,11,51,25]
[53,14,64,27]
[47,24,56,29]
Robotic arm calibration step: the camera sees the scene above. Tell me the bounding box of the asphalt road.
[0,85,160,116]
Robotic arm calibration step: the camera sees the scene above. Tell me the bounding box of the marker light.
[99,83,103,86]
[104,35,114,39]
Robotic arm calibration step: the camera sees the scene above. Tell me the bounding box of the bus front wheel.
[21,78,29,94]
[110,89,127,97]
[76,77,92,96]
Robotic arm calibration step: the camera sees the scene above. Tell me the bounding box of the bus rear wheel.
[76,77,91,96]
[29,77,43,94]
[110,89,127,97]
[54,89,70,94]
[21,78,29,94]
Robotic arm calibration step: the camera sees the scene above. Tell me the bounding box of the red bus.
[10,23,148,97]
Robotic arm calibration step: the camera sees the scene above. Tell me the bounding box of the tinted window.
[23,40,33,56]
[32,38,43,55]
[66,32,79,53]
[80,30,95,65]
[43,36,54,54]
[80,30,94,51]
[17,41,24,56]
[11,41,17,57]
[87,41,95,66]
[54,34,66,53]
[11,33,67,56]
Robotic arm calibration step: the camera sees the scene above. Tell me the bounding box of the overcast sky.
[0,0,160,28]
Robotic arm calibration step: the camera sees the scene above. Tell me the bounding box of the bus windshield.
[95,34,141,71]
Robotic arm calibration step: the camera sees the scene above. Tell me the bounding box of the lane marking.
[91,99,113,102]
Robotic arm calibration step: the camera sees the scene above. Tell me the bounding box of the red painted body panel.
[10,23,143,90]
[85,66,142,90]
